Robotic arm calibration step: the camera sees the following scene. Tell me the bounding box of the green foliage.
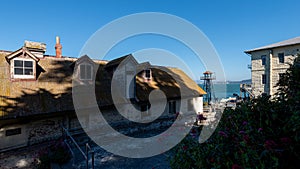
[275,54,300,111]
[170,56,300,169]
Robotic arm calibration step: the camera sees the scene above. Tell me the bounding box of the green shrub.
[170,56,300,169]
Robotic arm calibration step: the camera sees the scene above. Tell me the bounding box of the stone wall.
[250,44,300,97]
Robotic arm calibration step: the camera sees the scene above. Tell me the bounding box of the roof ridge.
[245,36,300,53]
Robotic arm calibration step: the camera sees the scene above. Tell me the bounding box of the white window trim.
[79,63,93,80]
[12,58,35,79]
[143,69,152,80]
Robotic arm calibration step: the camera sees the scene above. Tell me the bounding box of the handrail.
[61,125,87,159]
[61,125,95,169]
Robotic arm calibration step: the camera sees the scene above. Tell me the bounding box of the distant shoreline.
[196,79,251,85]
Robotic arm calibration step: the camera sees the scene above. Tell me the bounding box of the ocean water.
[199,83,240,99]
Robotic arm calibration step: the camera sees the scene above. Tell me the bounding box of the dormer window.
[12,58,35,79]
[145,69,151,78]
[143,69,152,82]
[79,64,92,80]
[5,47,40,80]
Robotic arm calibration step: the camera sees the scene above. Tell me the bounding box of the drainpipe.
[269,49,273,96]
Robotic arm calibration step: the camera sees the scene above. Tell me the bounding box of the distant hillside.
[227,79,251,84]
[196,79,251,85]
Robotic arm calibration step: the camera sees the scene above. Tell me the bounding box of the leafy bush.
[170,56,300,169]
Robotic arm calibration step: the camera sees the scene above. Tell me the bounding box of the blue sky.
[0,0,299,81]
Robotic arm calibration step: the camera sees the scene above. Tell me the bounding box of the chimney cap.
[55,36,62,58]
[56,36,60,44]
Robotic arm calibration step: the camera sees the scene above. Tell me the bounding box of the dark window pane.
[6,128,21,136]
[14,68,23,75]
[86,65,92,79]
[145,69,151,78]
[261,55,266,65]
[169,101,176,114]
[278,53,284,63]
[141,105,147,111]
[279,73,285,81]
[80,65,86,79]
[24,61,33,67]
[262,74,266,84]
[24,68,33,75]
[14,60,23,67]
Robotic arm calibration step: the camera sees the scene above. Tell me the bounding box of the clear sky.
[0,0,299,81]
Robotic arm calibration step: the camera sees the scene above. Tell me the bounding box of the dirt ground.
[0,143,172,169]
[0,144,47,169]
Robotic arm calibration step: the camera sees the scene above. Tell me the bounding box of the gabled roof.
[105,54,137,69]
[245,36,300,54]
[70,54,96,68]
[96,64,206,106]
[1,49,205,118]
[5,47,40,62]
[76,55,95,64]
[136,62,151,72]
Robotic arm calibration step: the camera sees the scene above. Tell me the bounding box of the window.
[261,55,266,65]
[79,64,92,80]
[145,69,151,78]
[279,73,285,81]
[5,128,21,136]
[278,53,284,63]
[262,74,266,84]
[141,104,151,118]
[187,99,194,111]
[143,69,152,81]
[169,101,176,114]
[12,59,34,79]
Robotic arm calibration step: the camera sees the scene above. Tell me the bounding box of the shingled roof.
[0,49,205,119]
[245,36,300,54]
[105,54,137,69]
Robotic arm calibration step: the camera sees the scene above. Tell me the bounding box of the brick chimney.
[55,36,62,58]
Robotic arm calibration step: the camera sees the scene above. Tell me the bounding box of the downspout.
[269,49,273,96]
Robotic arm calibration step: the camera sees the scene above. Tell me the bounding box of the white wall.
[0,124,27,151]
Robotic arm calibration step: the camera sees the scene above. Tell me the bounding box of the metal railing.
[61,125,95,169]
[240,83,255,98]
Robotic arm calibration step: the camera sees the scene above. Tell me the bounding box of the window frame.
[278,53,284,64]
[12,58,35,79]
[5,128,22,136]
[79,63,93,80]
